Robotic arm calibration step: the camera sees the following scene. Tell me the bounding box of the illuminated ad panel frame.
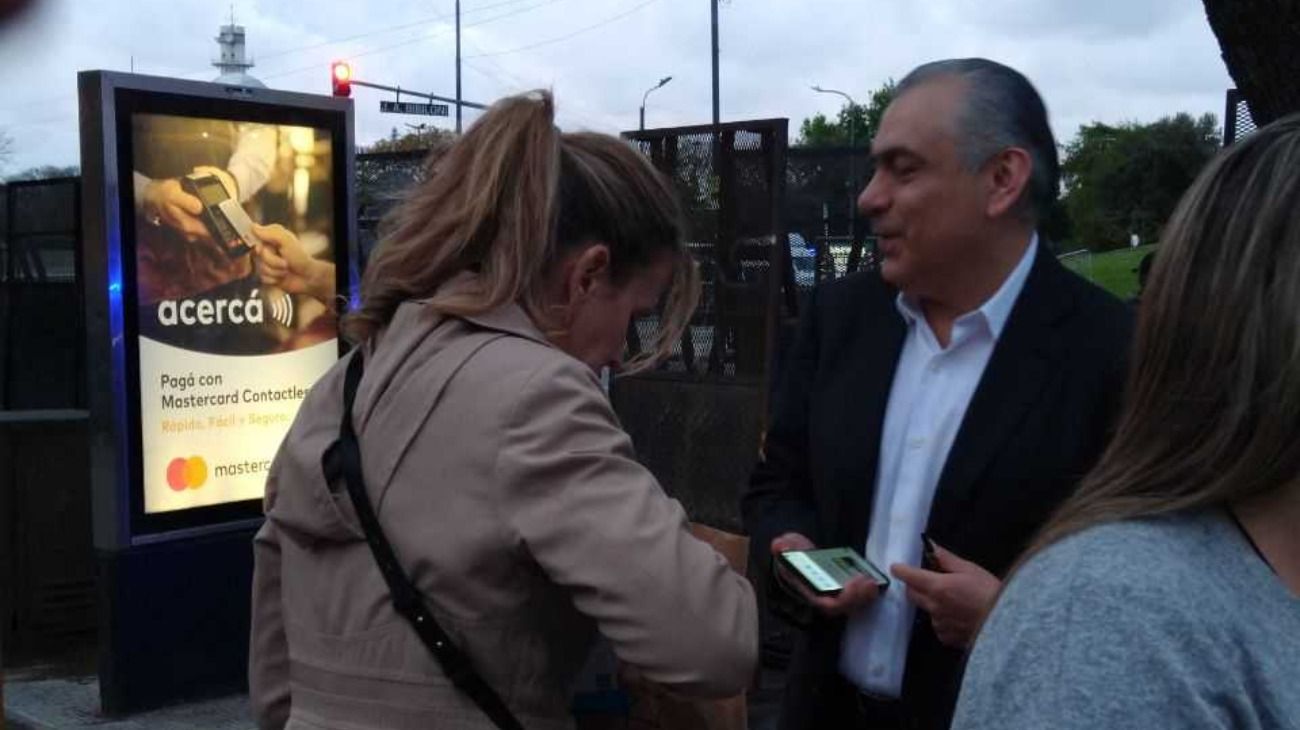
[79,71,357,546]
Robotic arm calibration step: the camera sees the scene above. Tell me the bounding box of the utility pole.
[455,0,463,134]
[711,0,720,126]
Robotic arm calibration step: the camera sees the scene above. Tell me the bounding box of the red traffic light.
[331,62,352,97]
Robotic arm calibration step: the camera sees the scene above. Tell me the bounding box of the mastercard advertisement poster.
[130,112,340,514]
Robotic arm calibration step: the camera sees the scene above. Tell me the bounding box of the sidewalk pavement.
[4,664,784,729]
[4,665,251,730]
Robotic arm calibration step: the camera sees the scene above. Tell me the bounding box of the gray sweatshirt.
[953,509,1300,730]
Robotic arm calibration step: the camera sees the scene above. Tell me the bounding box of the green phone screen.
[781,547,889,594]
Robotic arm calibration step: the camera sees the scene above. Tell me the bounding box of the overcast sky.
[0,0,1233,174]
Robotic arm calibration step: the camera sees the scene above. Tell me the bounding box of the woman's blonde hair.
[343,90,699,371]
[1009,112,1300,574]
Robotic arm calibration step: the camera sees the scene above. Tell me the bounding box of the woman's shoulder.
[1021,510,1229,579]
[412,314,607,434]
[463,327,602,398]
[959,514,1293,729]
[388,300,602,397]
[998,510,1240,631]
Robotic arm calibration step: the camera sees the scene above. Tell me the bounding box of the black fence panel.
[614,120,787,531]
[622,120,788,381]
[785,146,878,296]
[354,149,431,269]
[1,417,96,663]
[0,177,84,409]
[1224,88,1258,146]
[612,378,764,532]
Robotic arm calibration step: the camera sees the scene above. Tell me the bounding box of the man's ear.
[984,147,1033,219]
[566,243,612,301]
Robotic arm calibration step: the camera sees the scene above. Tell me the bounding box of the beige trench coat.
[250,289,757,730]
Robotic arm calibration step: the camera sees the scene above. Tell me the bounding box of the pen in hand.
[921,532,946,573]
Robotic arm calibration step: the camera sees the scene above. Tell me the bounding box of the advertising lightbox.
[80,72,356,543]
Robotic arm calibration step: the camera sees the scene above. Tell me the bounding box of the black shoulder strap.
[327,350,525,730]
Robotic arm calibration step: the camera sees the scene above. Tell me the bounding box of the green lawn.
[1058,244,1157,300]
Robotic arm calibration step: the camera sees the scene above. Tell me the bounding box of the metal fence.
[614,120,788,530]
[0,177,85,409]
[0,416,95,663]
[1224,88,1258,146]
[785,146,877,297]
[621,121,789,380]
[355,149,432,269]
[1,177,95,664]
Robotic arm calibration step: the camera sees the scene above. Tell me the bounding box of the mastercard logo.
[166,456,208,491]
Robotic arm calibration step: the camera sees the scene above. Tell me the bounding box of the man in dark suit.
[743,58,1133,729]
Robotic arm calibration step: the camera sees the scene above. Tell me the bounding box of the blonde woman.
[249,91,757,730]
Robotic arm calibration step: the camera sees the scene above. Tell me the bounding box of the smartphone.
[778,547,890,596]
[180,172,258,258]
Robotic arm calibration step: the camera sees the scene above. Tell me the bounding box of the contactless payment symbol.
[166,456,208,491]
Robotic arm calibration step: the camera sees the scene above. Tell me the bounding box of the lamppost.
[812,85,860,243]
[711,0,719,126]
[641,76,673,131]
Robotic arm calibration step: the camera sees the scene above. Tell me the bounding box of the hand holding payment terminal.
[180,172,259,258]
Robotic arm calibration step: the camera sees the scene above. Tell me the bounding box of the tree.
[6,164,80,181]
[1061,113,1220,251]
[0,129,13,173]
[356,126,459,227]
[361,125,456,154]
[1203,1,1300,126]
[796,80,896,148]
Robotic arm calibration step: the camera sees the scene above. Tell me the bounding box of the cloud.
[0,0,1233,175]
[947,0,1191,40]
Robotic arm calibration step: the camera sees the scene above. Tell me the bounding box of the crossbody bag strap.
[325,349,525,730]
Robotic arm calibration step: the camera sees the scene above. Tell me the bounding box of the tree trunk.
[1203,0,1300,126]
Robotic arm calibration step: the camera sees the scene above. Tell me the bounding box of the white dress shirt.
[839,235,1039,697]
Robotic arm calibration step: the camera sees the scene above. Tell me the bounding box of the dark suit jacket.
[743,246,1134,729]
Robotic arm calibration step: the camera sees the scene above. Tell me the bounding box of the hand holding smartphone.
[769,534,884,617]
[778,547,890,596]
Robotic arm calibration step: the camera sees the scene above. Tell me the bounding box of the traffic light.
[331,62,352,97]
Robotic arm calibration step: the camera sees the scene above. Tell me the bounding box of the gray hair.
[896,58,1060,222]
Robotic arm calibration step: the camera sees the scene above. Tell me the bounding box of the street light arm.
[812,85,857,108]
[643,76,673,106]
